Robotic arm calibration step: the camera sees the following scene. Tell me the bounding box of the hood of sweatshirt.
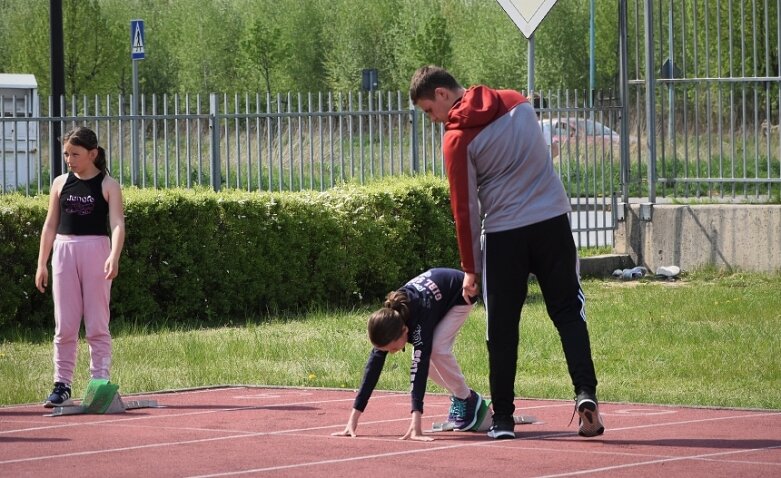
[446,85,526,131]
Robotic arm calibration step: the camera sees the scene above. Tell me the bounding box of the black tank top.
[57,172,110,236]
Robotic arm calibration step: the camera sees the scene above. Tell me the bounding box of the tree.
[2,0,774,109]
[444,0,526,90]
[4,0,51,95]
[320,0,404,92]
[60,0,125,97]
[411,14,453,69]
[274,0,328,93]
[0,0,14,72]
[533,1,590,90]
[242,17,287,95]
[161,0,245,94]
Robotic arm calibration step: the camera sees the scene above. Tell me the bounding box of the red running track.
[1,386,779,477]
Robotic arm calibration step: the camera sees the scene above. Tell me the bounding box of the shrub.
[0,176,459,330]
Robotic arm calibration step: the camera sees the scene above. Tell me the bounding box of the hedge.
[0,176,460,330]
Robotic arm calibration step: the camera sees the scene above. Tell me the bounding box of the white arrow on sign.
[496,0,558,39]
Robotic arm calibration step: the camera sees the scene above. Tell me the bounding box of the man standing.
[409,65,604,440]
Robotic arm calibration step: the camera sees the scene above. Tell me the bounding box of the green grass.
[1,270,779,409]
[578,246,614,257]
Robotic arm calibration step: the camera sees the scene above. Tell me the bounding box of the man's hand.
[462,272,480,303]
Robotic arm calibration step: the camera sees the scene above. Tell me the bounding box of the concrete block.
[614,204,781,273]
[579,254,635,278]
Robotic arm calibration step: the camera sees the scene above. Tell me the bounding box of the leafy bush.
[0,176,459,330]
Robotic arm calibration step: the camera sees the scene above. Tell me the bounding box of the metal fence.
[624,0,781,201]
[0,89,622,249]
[1,91,447,194]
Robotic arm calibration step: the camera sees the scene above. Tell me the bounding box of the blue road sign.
[131,20,145,60]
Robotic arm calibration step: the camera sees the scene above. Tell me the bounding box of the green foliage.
[276,0,328,93]
[241,15,288,94]
[444,0,526,90]
[533,1,591,89]
[0,194,50,327]
[1,0,774,97]
[320,0,405,92]
[0,0,637,96]
[552,136,781,199]
[0,0,10,69]
[0,177,459,329]
[61,0,123,96]
[411,14,453,70]
[162,0,247,93]
[3,0,50,88]
[110,1,177,95]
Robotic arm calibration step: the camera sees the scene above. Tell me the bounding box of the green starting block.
[429,398,539,433]
[46,379,159,417]
[83,378,120,413]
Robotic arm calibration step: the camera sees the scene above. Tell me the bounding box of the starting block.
[429,398,539,433]
[46,379,159,417]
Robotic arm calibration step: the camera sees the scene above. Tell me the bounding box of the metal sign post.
[130,19,144,186]
[495,0,558,93]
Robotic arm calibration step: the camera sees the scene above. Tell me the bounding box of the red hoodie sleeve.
[443,129,479,274]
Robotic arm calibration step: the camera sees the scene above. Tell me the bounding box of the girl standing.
[35,126,125,407]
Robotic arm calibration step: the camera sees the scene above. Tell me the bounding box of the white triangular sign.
[496,0,558,39]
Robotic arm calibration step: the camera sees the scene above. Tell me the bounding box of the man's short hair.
[409,65,461,103]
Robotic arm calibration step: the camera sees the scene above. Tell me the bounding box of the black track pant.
[483,214,598,419]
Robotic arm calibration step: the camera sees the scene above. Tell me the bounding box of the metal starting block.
[46,379,159,417]
[428,398,540,433]
[430,414,539,432]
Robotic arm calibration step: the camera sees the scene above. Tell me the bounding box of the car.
[543,117,637,156]
[552,117,620,142]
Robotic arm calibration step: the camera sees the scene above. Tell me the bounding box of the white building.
[1,73,39,192]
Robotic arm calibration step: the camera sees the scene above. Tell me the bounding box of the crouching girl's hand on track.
[400,411,434,442]
[331,408,361,437]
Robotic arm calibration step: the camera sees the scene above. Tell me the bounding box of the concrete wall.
[614,204,781,273]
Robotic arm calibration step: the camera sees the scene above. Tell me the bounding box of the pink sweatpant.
[427,304,473,400]
[51,234,113,384]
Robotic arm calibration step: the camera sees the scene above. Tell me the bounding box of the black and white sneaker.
[487,415,516,439]
[44,382,74,408]
[575,391,605,437]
